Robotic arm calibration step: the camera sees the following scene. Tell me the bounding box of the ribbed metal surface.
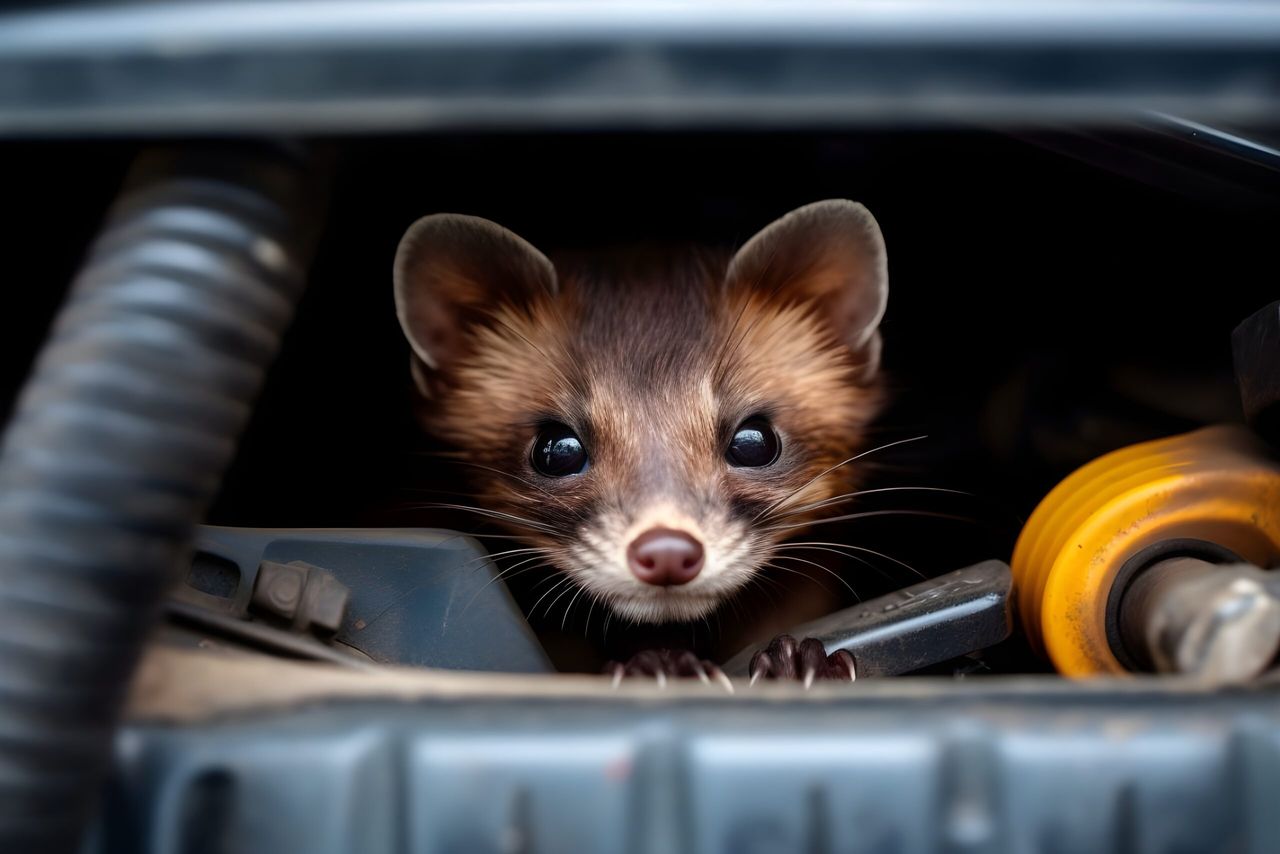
[0,149,315,851]
[91,686,1280,854]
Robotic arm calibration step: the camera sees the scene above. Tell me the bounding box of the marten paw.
[748,634,857,686]
[605,649,733,692]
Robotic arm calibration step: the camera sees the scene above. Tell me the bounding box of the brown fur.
[411,246,882,623]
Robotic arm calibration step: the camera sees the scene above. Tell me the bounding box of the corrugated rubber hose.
[0,146,321,851]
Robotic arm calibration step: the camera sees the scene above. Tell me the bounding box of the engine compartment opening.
[3,127,1277,683]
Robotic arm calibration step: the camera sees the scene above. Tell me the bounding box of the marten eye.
[532,423,588,477]
[727,417,781,467]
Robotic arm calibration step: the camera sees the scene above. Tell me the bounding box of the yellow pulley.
[1011,425,1280,676]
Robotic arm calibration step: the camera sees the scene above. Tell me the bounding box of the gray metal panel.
[5,2,1280,134]
[191,526,554,674]
[91,686,1280,854]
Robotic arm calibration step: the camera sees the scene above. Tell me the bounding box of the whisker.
[459,546,549,568]
[774,486,977,521]
[561,583,589,632]
[751,573,787,596]
[493,552,560,580]
[775,542,883,570]
[837,543,926,580]
[435,532,546,544]
[543,578,579,620]
[769,553,860,600]
[381,548,558,631]
[753,435,928,522]
[740,574,785,611]
[776,541,925,580]
[500,560,560,586]
[764,508,977,534]
[760,561,834,595]
[450,460,579,512]
[774,544,898,585]
[528,572,566,595]
[454,556,558,621]
[409,503,562,536]
[719,585,749,636]
[531,576,573,617]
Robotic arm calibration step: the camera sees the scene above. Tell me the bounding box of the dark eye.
[531,423,588,477]
[727,417,781,467]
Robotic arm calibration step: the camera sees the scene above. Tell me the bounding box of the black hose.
[0,146,320,851]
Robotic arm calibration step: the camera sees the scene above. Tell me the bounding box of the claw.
[606,649,728,690]
[747,635,861,685]
[710,665,736,695]
[835,649,857,682]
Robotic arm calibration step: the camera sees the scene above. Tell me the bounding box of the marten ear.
[727,199,888,379]
[394,214,557,377]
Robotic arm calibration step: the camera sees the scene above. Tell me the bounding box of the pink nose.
[627,528,705,586]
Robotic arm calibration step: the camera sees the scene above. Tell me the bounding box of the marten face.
[395,201,888,623]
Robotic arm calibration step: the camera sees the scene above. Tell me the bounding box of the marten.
[394,200,889,684]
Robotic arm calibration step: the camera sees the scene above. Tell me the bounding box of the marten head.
[395,200,888,623]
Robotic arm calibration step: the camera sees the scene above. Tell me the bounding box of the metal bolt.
[1120,557,1280,684]
[250,560,349,636]
[252,561,306,619]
